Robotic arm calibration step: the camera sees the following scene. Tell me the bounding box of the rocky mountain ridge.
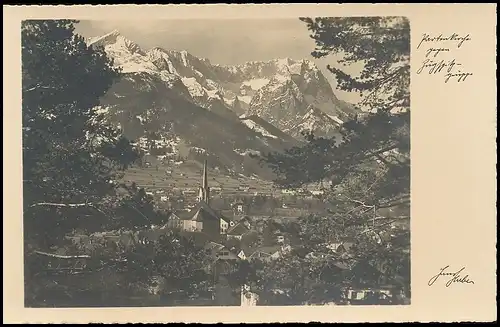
[88,30,358,178]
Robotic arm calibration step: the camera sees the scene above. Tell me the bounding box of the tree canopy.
[256,16,411,305]
[22,20,212,307]
[22,20,141,247]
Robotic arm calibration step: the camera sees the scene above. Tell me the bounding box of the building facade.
[174,159,232,239]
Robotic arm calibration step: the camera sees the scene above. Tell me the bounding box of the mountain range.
[88,30,359,178]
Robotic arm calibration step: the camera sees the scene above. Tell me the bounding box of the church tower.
[198,160,210,204]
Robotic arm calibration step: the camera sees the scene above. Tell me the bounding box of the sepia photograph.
[22,16,410,308]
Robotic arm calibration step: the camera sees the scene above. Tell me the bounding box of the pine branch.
[34,250,91,259]
[30,202,94,208]
[28,201,112,220]
[342,196,375,208]
[378,198,410,209]
[23,84,58,92]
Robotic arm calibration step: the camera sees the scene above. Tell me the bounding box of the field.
[121,158,278,198]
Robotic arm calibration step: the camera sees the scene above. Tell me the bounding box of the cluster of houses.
[151,161,294,268]
[63,160,408,306]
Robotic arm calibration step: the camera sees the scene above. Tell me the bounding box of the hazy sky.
[75,19,361,103]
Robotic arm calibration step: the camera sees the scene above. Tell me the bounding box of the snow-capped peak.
[148,46,168,55]
[275,57,293,67]
[87,29,144,56]
[88,30,354,137]
[87,29,121,45]
[301,58,318,69]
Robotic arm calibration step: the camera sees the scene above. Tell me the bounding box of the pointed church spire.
[198,159,210,204]
[202,159,208,189]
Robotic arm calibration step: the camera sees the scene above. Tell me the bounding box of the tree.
[22,20,141,249]
[252,254,346,306]
[22,20,210,307]
[257,17,410,304]
[113,183,170,231]
[25,230,213,307]
[225,260,259,291]
[123,231,212,299]
[303,16,410,113]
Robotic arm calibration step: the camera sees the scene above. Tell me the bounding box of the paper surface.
[3,4,497,323]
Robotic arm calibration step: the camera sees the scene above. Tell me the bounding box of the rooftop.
[227,223,250,235]
[189,201,228,222]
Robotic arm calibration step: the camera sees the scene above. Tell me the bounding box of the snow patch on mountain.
[191,146,206,154]
[327,114,344,125]
[181,77,206,97]
[241,119,278,139]
[234,148,261,156]
[206,89,223,100]
[180,50,189,67]
[238,95,252,104]
[242,78,270,90]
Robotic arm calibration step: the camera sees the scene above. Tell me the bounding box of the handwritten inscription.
[428,265,475,287]
[416,33,473,83]
[417,33,471,50]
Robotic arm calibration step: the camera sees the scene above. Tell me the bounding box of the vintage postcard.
[3,4,497,324]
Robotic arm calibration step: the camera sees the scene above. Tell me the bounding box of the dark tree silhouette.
[22,20,212,307]
[256,17,411,305]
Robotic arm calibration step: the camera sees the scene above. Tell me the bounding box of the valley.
[122,159,276,198]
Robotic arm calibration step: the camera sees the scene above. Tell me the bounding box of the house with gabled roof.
[165,211,184,230]
[183,201,230,238]
[326,241,355,254]
[226,222,250,241]
[204,241,240,262]
[246,244,292,262]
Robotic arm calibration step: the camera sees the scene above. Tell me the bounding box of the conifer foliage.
[22,20,139,246]
[22,20,211,307]
[257,17,411,305]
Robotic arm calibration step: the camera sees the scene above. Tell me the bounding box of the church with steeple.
[174,159,229,240]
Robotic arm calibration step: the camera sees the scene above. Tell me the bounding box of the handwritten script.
[428,265,475,287]
[416,33,473,83]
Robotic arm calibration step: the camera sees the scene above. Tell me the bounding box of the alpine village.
[23,18,411,307]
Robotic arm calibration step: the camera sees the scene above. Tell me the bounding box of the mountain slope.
[240,115,298,143]
[88,30,354,178]
[99,71,297,177]
[287,105,344,141]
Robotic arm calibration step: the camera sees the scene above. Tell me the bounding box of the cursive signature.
[428,265,475,287]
